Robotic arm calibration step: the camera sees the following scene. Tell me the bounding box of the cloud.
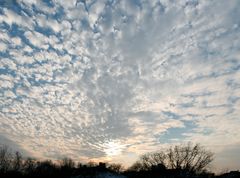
[0,0,240,171]
[0,42,7,51]
[24,30,49,49]
[213,143,240,171]
[0,8,34,30]
[35,14,63,33]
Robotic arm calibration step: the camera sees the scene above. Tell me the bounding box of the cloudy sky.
[0,0,240,172]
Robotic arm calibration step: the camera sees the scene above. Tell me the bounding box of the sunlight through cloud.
[103,140,126,157]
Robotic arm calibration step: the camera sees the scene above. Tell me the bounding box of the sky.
[0,0,240,172]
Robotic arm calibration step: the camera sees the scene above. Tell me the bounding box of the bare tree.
[129,143,213,174]
[23,157,37,174]
[108,163,124,173]
[0,145,12,173]
[166,143,213,173]
[128,161,143,172]
[60,157,75,169]
[12,151,23,172]
[86,161,97,167]
[128,152,166,171]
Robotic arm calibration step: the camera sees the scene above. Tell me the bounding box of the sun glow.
[103,140,126,157]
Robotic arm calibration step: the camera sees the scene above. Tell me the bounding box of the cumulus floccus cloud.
[0,0,240,171]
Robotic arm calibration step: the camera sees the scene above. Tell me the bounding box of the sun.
[103,140,125,157]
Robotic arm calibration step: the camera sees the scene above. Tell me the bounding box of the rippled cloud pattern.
[0,0,240,171]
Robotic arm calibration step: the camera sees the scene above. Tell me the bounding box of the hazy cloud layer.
[0,0,240,171]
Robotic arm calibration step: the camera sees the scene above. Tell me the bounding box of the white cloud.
[0,8,34,30]
[23,45,33,53]
[0,29,10,41]
[11,37,22,46]
[4,90,16,98]
[0,0,240,171]
[0,58,17,70]
[54,0,77,9]
[24,30,49,49]
[0,80,14,89]
[35,14,62,33]
[0,42,7,51]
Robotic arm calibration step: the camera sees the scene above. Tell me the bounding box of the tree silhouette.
[12,151,23,172]
[0,145,11,173]
[129,143,213,174]
[60,157,75,169]
[23,157,37,175]
[108,163,124,173]
[34,160,58,178]
[1,143,236,178]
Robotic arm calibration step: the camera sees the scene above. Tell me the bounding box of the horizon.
[0,142,227,174]
[0,0,240,173]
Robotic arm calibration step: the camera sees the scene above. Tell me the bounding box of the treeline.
[0,143,239,178]
[1,144,123,178]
